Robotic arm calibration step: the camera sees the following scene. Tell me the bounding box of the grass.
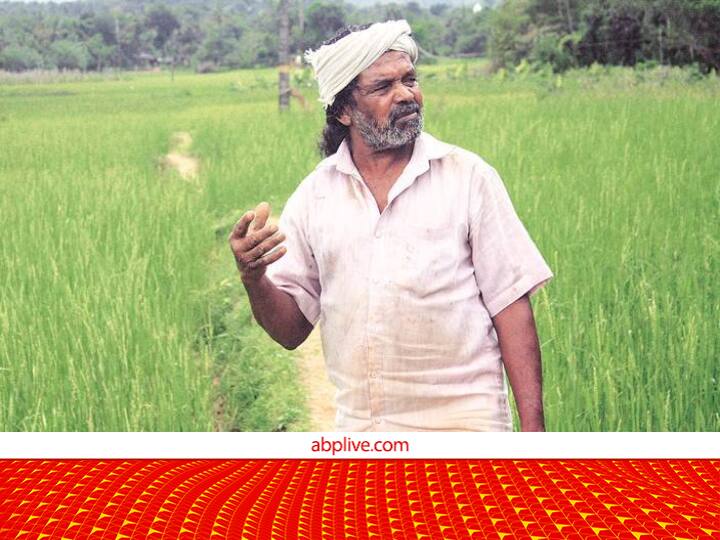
[0,62,717,431]
[0,67,308,431]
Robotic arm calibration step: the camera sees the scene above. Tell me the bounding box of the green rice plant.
[1,63,717,431]
[431,84,719,430]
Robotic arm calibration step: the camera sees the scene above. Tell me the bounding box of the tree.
[382,3,405,21]
[529,32,578,71]
[85,33,114,70]
[606,3,644,65]
[411,17,446,55]
[305,1,346,47]
[146,5,180,51]
[174,18,204,67]
[444,7,492,56]
[683,0,720,71]
[50,39,89,70]
[0,0,715,74]
[488,0,533,68]
[194,27,239,69]
[0,44,43,71]
[430,3,450,17]
[92,12,118,46]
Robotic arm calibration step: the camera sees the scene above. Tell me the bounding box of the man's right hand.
[228,202,286,284]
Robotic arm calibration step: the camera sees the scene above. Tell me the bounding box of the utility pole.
[556,0,573,33]
[278,0,290,111]
[298,0,305,53]
[564,0,573,33]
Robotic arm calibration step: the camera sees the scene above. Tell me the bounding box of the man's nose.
[393,81,416,103]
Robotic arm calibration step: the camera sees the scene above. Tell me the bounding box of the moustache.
[389,103,421,123]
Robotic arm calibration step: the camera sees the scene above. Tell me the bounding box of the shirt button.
[373,418,381,424]
[369,371,377,378]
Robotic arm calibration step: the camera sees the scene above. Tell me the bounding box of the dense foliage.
[0,0,488,72]
[489,0,720,73]
[0,0,717,73]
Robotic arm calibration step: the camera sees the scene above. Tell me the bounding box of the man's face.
[345,50,424,151]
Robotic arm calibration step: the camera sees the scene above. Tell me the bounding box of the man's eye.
[373,84,391,94]
[404,77,418,86]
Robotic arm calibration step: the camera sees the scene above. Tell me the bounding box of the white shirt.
[267,132,553,431]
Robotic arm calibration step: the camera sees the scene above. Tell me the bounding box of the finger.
[247,246,287,269]
[229,211,255,241]
[244,223,278,250]
[251,202,270,231]
[247,231,286,261]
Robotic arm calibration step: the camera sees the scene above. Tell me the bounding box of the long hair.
[318,24,371,157]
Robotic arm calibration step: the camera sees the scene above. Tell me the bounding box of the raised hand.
[228,202,286,284]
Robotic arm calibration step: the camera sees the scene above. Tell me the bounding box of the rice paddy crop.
[1,64,717,431]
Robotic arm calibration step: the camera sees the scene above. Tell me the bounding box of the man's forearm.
[242,275,313,350]
[492,295,545,431]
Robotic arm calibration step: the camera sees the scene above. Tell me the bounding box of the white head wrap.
[304,20,419,109]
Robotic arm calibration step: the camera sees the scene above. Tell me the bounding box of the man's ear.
[337,107,351,127]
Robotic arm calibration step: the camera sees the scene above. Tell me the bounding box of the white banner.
[1,432,718,459]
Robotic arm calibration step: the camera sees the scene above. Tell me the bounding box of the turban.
[304,20,419,109]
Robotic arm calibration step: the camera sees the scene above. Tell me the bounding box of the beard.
[351,102,424,152]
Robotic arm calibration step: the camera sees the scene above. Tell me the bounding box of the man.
[228,20,553,432]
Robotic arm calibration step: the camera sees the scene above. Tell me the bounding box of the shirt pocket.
[311,199,370,294]
[390,223,467,299]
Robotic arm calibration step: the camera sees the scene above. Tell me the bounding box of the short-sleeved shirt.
[266,132,553,431]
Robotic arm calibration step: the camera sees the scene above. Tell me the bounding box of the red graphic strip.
[1,460,719,539]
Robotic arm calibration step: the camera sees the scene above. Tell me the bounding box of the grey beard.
[351,107,424,152]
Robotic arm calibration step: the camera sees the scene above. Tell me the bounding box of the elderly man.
[228,20,553,432]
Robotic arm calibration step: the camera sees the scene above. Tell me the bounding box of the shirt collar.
[334,137,358,176]
[333,131,454,179]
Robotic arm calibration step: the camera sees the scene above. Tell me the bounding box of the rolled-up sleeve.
[265,184,321,325]
[469,162,553,317]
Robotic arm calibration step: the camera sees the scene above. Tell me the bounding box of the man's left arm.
[492,294,545,432]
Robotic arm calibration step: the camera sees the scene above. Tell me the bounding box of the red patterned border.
[1,460,719,539]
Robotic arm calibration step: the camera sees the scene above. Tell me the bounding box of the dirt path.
[162,131,199,181]
[164,134,336,431]
[266,215,336,431]
[296,327,336,431]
